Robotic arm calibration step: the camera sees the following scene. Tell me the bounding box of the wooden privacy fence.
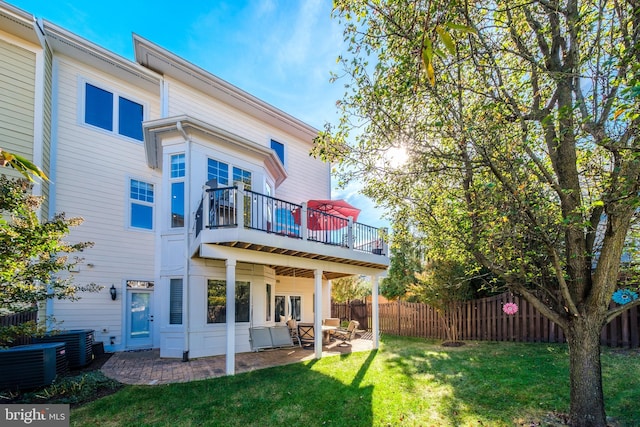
[332,293,640,348]
[0,309,38,347]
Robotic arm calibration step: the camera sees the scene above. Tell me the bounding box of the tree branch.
[605,299,640,324]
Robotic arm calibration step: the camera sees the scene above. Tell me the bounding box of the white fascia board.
[143,115,287,185]
[199,242,388,278]
[42,21,161,93]
[0,2,40,44]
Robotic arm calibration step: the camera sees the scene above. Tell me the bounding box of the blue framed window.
[271,139,285,165]
[130,179,154,230]
[207,159,229,186]
[119,97,144,140]
[84,82,144,141]
[85,84,113,131]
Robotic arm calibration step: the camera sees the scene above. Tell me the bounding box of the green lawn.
[71,336,640,426]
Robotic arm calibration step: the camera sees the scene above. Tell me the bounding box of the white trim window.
[170,154,185,228]
[275,295,301,322]
[207,159,252,190]
[232,167,252,190]
[169,278,183,325]
[207,280,250,323]
[83,81,145,141]
[129,179,154,230]
[207,158,229,186]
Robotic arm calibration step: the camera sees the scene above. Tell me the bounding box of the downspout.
[177,121,191,361]
[46,45,60,331]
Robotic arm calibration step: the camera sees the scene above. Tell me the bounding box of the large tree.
[380,220,424,300]
[331,275,371,303]
[315,1,639,425]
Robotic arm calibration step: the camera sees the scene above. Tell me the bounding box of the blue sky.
[8,0,389,228]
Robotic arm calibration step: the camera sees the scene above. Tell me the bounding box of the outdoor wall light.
[110,285,117,301]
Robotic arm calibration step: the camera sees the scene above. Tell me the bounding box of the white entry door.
[126,281,154,349]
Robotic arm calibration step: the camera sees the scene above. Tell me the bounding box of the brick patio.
[101,333,374,385]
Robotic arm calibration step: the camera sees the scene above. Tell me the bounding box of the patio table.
[321,325,337,344]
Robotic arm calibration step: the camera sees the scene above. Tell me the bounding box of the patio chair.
[323,317,340,341]
[287,319,301,347]
[323,318,340,327]
[297,323,315,348]
[333,320,360,347]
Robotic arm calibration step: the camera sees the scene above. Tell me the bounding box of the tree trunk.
[566,317,607,427]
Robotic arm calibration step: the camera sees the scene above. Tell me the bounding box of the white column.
[372,275,380,349]
[226,259,237,375]
[314,269,323,359]
[323,280,332,319]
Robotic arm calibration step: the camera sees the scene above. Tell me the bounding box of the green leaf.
[444,22,478,35]
[422,38,433,63]
[421,39,435,86]
[436,26,456,55]
[1,149,48,182]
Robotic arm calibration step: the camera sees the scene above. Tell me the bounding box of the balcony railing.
[195,184,387,256]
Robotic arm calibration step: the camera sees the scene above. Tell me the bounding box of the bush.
[1,371,122,407]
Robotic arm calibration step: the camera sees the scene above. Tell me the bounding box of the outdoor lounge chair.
[333,320,359,346]
[249,326,294,351]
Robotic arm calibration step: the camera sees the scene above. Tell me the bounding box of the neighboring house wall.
[0,9,54,328]
[0,19,52,217]
[49,53,161,349]
[0,36,35,176]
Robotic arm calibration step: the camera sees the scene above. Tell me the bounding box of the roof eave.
[133,34,319,143]
[143,115,288,187]
[42,22,161,92]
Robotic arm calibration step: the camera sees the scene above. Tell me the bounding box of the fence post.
[371,292,639,349]
[397,299,401,336]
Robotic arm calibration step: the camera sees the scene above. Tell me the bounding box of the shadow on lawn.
[72,352,378,427]
[383,339,576,426]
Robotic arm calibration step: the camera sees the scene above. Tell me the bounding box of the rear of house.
[0,2,389,373]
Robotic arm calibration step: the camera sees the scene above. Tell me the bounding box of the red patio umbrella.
[293,199,361,230]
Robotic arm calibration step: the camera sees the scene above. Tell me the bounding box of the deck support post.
[314,269,323,359]
[372,274,381,349]
[226,258,237,375]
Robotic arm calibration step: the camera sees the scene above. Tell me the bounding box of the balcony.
[193,184,389,277]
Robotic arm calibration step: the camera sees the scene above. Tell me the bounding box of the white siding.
[275,276,317,323]
[50,55,161,350]
[166,78,331,203]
